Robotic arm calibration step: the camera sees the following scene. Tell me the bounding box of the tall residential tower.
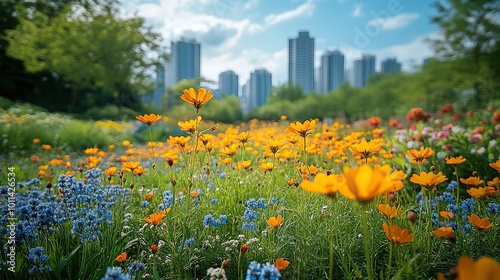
[166,38,201,87]
[219,70,239,96]
[319,50,345,94]
[353,54,376,87]
[288,31,314,94]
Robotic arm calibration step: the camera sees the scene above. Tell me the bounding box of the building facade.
[353,54,376,87]
[288,31,314,94]
[219,70,239,97]
[249,69,272,110]
[319,50,345,94]
[381,58,402,74]
[166,38,201,87]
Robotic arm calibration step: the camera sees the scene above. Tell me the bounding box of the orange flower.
[180,87,214,110]
[340,164,398,203]
[349,139,384,159]
[489,160,500,172]
[410,171,447,189]
[167,136,191,148]
[144,210,169,225]
[467,187,487,199]
[367,116,382,128]
[115,252,127,262]
[431,226,453,238]
[151,244,158,254]
[301,173,344,199]
[267,140,283,155]
[42,144,52,150]
[133,165,145,176]
[274,258,290,272]
[288,120,316,137]
[377,204,397,219]
[468,214,493,230]
[33,138,41,144]
[105,167,117,176]
[440,210,454,219]
[382,223,413,245]
[460,176,484,187]
[456,256,500,280]
[144,193,154,200]
[84,147,98,155]
[240,244,248,254]
[406,146,434,164]
[136,114,162,126]
[190,190,201,199]
[445,155,467,166]
[266,215,283,229]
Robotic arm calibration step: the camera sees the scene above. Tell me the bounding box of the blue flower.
[210,198,218,204]
[128,261,146,276]
[445,180,458,191]
[242,222,257,231]
[487,203,499,214]
[245,261,281,280]
[27,247,52,274]
[219,215,228,225]
[163,189,173,208]
[101,267,131,280]
[184,238,196,248]
[459,198,475,215]
[141,201,150,208]
[244,209,258,221]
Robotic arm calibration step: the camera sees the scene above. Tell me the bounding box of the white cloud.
[368,13,419,30]
[352,3,363,18]
[265,0,315,26]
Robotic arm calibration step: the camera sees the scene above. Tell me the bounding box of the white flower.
[407,141,415,149]
[477,147,486,155]
[489,139,497,147]
[451,126,464,133]
[437,152,447,160]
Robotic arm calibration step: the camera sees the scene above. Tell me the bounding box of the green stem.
[454,166,460,206]
[361,204,374,279]
[329,233,334,280]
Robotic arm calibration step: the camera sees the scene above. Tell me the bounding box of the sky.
[120,0,440,87]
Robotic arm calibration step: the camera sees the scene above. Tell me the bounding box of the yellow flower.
[406,146,434,164]
[410,171,447,189]
[339,164,396,203]
[235,160,251,170]
[456,256,500,280]
[85,147,98,155]
[445,155,467,166]
[260,162,274,173]
[42,144,52,151]
[300,173,343,199]
[105,167,117,176]
[440,210,454,219]
[468,214,493,230]
[236,131,252,144]
[33,138,41,144]
[460,176,484,187]
[133,165,145,176]
[219,144,239,157]
[180,87,213,110]
[136,114,162,126]
[167,136,191,148]
[122,140,131,147]
[267,140,283,155]
[489,159,500,172]
[382,223,413,245]
[377,204,397,219]
[349,139,384,159]
[288,120,316,137]
[266,215,283,229]
[178,116,202,134]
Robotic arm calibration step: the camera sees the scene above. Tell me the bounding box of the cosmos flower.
[178,116,202,134]
[382,223,413,245]
[489,160,500,172]
[180,87,214,110]
[467,214,493,230]
[406,146,434,164]
[456,256,500,280]
[349,139,384,159]
[115,252,127,263]
[144,210,169,226]
[460,176,484,187]
[288,120,316,137]
[136,114,161,126]
[266,215,283,229]
[445,155,467,166]
[467,187,487,199]
[377,204,397,219]
[431,227,453,238]
[410,171,448,189]
[300,172,344,199]
[274,258,290,272]
[340,164,397,203]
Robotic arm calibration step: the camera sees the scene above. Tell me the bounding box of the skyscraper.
[288,31,314,94]
[381,58,402,74]
[249,69,272,110]
[353,54,376,87]
[166,38,201,87]
[219,70,239,96]
[319,50,345,94]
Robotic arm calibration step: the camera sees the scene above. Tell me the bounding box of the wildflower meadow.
[1,88,500,280]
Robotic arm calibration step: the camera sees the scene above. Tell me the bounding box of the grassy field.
[1,91,500,279]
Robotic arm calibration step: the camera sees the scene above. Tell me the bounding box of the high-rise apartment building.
[288,31,314,94]
[219,70,239,96]
[249,69,272,110]
[166,38,200,87]
[319,50,345,94]
[353,54,376,87]
[381,58,402,74]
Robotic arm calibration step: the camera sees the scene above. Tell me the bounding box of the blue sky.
[121,0,440,86]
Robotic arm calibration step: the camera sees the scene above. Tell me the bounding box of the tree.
[431,0,500,105]
[268,82,305,103]
[6,1,165,113]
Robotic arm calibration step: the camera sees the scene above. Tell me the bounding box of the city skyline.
[122,0,438,86]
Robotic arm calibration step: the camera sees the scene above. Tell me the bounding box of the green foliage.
[268,82,305,103]
[82,105,139,121]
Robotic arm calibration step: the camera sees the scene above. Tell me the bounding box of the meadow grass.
[1,100,500,279]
